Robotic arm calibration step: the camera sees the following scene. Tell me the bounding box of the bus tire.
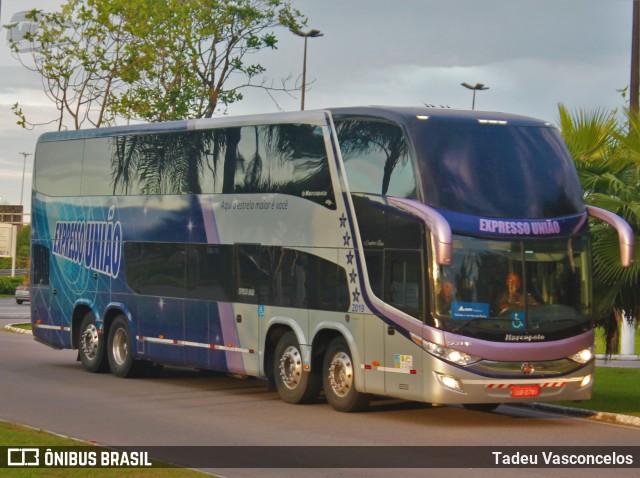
[107,315,141,378]
[79,312,108,373]
[274,331,321,404]
[323,336,371,412]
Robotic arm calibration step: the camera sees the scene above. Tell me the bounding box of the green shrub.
[0,276,25,294]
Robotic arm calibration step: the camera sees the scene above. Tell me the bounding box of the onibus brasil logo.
[52,206,123,279]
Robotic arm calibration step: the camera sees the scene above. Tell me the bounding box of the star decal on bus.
[349,269,357,284]
[346,251,354,265]
[351,287,361,303]
[339,213,347,228]
[343,232,351,246]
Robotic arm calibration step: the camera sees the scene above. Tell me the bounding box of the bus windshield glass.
[433,235,591,340]
[413,121,584,218]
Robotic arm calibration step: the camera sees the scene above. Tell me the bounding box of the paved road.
[0,297,30,322]
[1,317,639,477]
[597,357,640,368]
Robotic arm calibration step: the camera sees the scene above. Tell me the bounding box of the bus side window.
[82,137,119,196]
[230,124,334,207]
[123,242,186,296]
[186,244,233,302]
[363,250,383,299]
[31,244,50,286]
[305,253,349,312]
[34,140,83,196]
[235,245,270,305]
[384,250,423,321]
[336,119,418,199]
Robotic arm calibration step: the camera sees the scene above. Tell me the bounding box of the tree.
[558,104,640,354]
[5,1,130,129]
[4,0,305,129]
[109,0,304,121]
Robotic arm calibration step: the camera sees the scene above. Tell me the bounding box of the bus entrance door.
[382,249,424,401]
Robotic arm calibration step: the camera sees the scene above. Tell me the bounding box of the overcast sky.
[0,0,634,216]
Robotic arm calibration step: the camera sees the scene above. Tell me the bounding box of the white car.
[15,284,30,304]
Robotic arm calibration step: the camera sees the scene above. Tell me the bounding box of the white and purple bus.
[30,107,634,412]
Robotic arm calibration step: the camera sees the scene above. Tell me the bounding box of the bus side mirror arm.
[387,198,452,266]
[586,205,635,268]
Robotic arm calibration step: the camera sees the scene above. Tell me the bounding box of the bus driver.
[498,272,538,312]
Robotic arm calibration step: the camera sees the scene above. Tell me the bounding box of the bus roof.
[36,106,553,143]
[329,106,553,127]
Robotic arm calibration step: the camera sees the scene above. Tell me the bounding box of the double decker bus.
[30,107,634,412]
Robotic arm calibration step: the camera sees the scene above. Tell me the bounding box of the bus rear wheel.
[273,331,321,404]
[323,336,371,412]
[108,315,144,378]
[79,312,108,373]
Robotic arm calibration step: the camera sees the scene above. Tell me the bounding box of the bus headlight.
[422,340,481,366]
[569,347,594,364]
[435,372,465,392]
[580,374,592,388]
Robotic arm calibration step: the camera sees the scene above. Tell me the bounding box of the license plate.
[511,385,540,397]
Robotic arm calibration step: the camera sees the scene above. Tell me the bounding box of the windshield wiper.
[450,317,513,334]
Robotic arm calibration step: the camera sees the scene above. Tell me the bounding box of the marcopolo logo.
[52,207,123,279]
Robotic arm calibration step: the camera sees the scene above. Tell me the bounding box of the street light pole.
[461,82,489,110]
[18,152,32,206]
[291,28,323,111]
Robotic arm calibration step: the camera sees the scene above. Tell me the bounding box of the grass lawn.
[552,366,640,417]
[594,326,640,355]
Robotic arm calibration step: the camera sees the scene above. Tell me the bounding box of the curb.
[519,402,640,428]
[596,353,640,361]
[4,322,32,335]
[3,322,639,428]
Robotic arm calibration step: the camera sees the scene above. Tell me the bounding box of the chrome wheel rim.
[278,345,302,390]
[81,324,99,360]
[112,328,128,366]
[328,351,353,398]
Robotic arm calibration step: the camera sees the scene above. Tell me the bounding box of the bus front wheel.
[107,315,142,378]
[273,331,321,404]
[323,336,371,412]
[79,312,108,373]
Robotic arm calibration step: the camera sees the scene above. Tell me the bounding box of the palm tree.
[111,129,236,195]
[335,120,411,196]
[558,104,640,354]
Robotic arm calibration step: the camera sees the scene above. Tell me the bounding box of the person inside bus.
[497,272,538,312]
[436,280,458,315]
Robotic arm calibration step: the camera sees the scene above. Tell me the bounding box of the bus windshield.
[433,235,591,340]
[413,121,584,218]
